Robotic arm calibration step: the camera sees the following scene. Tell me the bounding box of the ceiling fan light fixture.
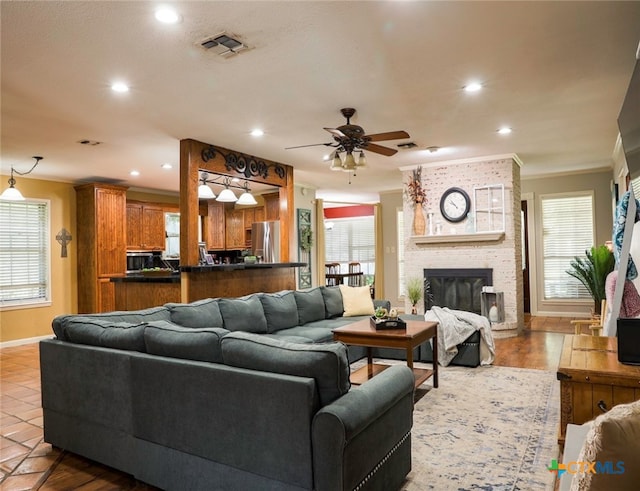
[356,151,367,168]
[342,152,357,172]
[330,152,343,171]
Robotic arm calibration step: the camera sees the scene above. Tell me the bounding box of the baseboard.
[1,334,54,349]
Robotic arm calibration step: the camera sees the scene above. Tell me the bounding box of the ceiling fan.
[285,108,410,171]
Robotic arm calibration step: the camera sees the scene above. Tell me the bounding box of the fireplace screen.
[424,268,493,314]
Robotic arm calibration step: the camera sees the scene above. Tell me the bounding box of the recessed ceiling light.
[130,170,140,176]
[323,154,331,161]
[161,163,173,169]
[497,127,512,135]
[250,129,264,137]
[155,7,181,24]
[464,82,483,93]
[111,82,129,93]
[426,146,440,153]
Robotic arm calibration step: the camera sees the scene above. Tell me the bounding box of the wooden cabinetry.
[75,183,127,313]
[126,202,166,250]
[205,201,226,250]
[263,192,280,221]
[225,208,245,250]
[557,335,640,447]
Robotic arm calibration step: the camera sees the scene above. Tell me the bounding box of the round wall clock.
[440,187,471,223]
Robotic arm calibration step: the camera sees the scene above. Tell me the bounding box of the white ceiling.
[2,1,640,202]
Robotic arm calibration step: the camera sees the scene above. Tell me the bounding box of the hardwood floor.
[1,315,569,490]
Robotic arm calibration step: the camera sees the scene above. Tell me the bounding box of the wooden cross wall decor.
[56,228,72,257]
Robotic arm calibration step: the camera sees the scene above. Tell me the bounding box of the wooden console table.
[556,335,640,447]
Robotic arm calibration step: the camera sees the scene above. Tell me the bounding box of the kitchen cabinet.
[225,208,245,250]
[126,202,166,250]
[75,183,128,313]
[205,201,226,250]
[264,192,280,221]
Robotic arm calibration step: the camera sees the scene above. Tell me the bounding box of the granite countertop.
[110,262,307,282]
[110,273,181,283]
[180,262,307,272]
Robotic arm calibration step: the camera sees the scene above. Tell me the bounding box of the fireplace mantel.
[411,231,505,245]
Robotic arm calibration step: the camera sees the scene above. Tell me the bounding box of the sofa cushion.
[272,326,334,343]
[573,399,640,490]
[52,306,170,340]
[165,298,223,328]
[62,317,146,352]
[218,294,268,333]
[294,287,326,325]
[144,320,229,363]
[259,291,299,333]
[339,285,375,317]
[221,331,350,406]
[321,286,344,319]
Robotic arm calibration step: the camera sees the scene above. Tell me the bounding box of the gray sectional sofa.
[41,286,416,491]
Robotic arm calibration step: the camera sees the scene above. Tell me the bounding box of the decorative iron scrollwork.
[200,145,286,181]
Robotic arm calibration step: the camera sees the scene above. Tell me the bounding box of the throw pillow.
[294,287,326,324]
[218,294,268,333]
[220,331,350,406]
[320,286,344,318]
[572,399,640,490]
[166,298,223,328]
[259,291,299,333]
[144,320,229,363]
[339,284,375,317]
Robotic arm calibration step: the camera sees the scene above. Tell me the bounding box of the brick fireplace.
[402,154,523,338]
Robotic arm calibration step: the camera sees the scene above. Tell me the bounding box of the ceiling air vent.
[397,142,418,149]
[200,32,248,58]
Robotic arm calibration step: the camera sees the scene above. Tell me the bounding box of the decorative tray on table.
[370,316,407,330]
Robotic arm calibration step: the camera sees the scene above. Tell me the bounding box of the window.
[165,212,180,257]
[541,192,594,300]
[0,199,50,308]
[324,216,375,277]
[397,208,405,297]
[631,175,640,200]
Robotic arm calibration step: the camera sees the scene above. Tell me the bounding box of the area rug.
[353,361,560,490]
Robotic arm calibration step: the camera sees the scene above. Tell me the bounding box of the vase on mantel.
[412,204,426,236]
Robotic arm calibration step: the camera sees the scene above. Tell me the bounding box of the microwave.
[126,252,153,273]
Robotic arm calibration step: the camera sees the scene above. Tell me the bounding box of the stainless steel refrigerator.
[251,221,280,263]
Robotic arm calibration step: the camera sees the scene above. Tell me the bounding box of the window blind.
[324,216,375,274]
[541,193,594,299]
[0,200,50,306]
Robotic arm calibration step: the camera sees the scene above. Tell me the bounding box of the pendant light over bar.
[197,171,259,204]
[0,156,43,201]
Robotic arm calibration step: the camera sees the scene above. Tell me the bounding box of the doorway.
[521,200,531,313]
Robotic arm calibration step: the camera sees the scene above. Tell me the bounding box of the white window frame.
[539,191,595,304]
[0,198,51,310]
[397,207,405,300]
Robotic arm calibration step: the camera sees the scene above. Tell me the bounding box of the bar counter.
[111,262,306,310]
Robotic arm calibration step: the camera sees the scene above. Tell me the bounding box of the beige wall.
[0,176,78,343]
[379,190,403,308]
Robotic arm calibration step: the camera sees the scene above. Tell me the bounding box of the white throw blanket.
[424,306,495,366]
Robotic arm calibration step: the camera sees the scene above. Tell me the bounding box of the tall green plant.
[566,245,615,314]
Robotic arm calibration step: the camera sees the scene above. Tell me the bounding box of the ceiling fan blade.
[361,142,398,156]
[323,127,346,138]
[366,130,410,142]
[285,142,335,150]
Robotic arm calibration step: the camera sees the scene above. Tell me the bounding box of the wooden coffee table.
[333,318,438,389]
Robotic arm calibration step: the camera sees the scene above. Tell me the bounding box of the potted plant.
[406,276,424,315]
[566,245,615,315]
